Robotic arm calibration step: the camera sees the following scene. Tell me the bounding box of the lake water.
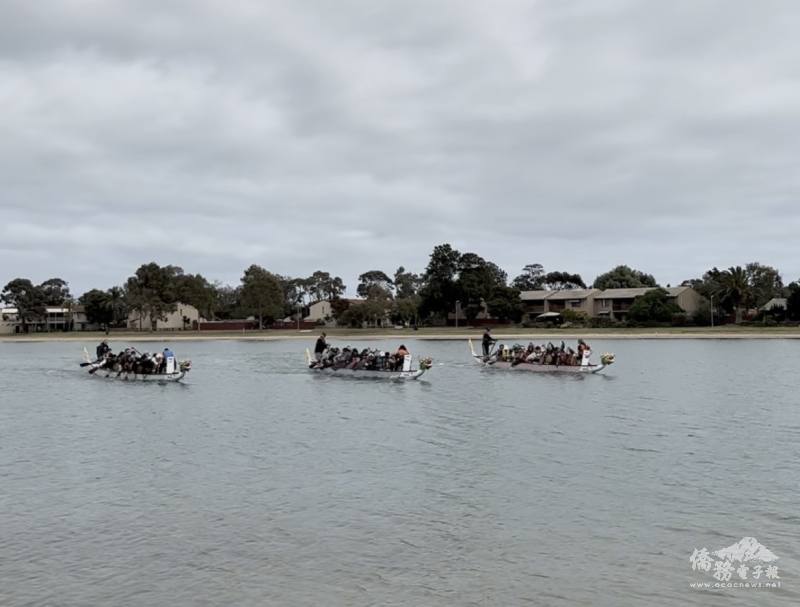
[1,338,798,606]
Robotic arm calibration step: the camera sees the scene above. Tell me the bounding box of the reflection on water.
[1,338,799,606]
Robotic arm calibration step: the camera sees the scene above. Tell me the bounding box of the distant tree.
[106,286,128,326]
[627,288,682,323]
[39,278,71,306]
[281,277,312,316]
[174,273,215,320]
[511,264,545,290]
[719,266,750,323]
[486,285,523,322]
[1,278,46,332]
[357,270,394,300]
[418,243,461,320]
[125,263,180,330]
[240,265,284,329]
[593,265,657,290]
[306,271,345,301]
[393,266,422,299]
[543,271,586,290]
[391,295,420,326]
[456,252,507,321]
[745,262,782,308]
[330,297,351,320]
[787,282,800,321]
[213,284,243,320]
[79,289,114,326]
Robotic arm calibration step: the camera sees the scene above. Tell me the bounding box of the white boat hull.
[87,367,188,382]
[309,367,426,380]
[474,358,607,373]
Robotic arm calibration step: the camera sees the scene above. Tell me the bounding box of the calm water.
[1,338,798,606]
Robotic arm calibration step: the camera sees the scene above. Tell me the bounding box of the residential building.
[539,289,600,316]
[127,303,202,331]
[520,289,600,321]
[594,286,703,320]
[305,300,333,323]
[760,297,787,311]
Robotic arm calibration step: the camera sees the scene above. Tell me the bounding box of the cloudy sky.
[2,0,799,296]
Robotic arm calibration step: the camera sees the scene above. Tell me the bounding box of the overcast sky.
[2,0,799,296]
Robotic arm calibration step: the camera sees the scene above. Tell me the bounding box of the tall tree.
[511,264,545,290]
[456,252,507,321]
[306,271,346,301]
[79,289,114,326]
[240,265,284,329]
[125,263,180,330]
[543,271,586,290]
[394,266,422,299]
[106,286,128,327]
[357,270,394,300]
[786,282,800,321]
[39,278,71,306]
[1,279,46,332]
[745,262,782,308]
[213,284,244,320]
[719,266,750,323]
[593,265,656,290]
[391,295,421,326]
[486,285,523,322]
[174,273,215,320]
[627,288,682,323]
[418,243,461,320]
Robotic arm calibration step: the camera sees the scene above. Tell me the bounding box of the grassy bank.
[2,325,800,342]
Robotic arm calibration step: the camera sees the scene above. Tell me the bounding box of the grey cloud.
[2,0,800,296]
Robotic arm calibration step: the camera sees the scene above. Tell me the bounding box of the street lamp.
[710,294,714,328]
[455,300,460,329]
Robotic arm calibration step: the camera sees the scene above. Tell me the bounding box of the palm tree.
[719,266,750,323]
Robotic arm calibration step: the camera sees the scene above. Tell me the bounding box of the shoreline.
[2,329,800,342]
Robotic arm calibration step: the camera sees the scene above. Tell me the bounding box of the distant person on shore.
[482,328,496,357]
[314,332,327,361]
[96,340,111,360]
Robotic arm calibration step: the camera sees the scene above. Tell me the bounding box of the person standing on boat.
[482,328,496,357]
[96,340,111,360]
[314,332,327,362]
[394,344,410,371]
[163,347,175,374]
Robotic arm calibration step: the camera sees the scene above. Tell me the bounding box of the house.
[594,286,703,320]
[0,308,18,334]
[127,303,202,331]
[520,289,599,321]
[539,289,600,316]
[520,290,551,318]
[305,300,333,323]
[760,297,787,311]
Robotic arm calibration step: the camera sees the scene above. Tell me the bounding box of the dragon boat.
[81,348,192,382]
[469,339,614,374]
[306,349,432,380]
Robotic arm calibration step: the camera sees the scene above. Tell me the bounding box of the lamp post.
[455,300,460,329]
[710,294,714,328]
